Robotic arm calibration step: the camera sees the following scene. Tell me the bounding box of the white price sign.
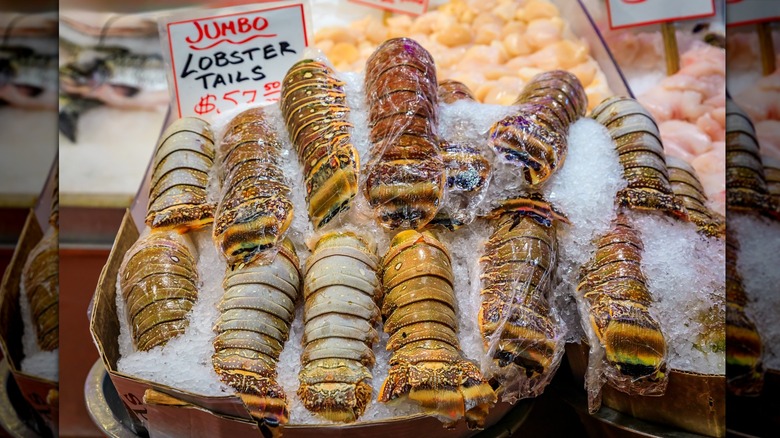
[606,0,716,30]
[160,1,312,118]
[727,0,780,26]
[348,0,429,16]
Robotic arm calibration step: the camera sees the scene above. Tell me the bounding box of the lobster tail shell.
[666,155,725,238]
[23,228,59,351]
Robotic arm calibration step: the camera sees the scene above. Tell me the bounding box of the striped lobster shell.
[380,230,496,428]
[146,117,216,232]
[577,214,668,412]
[591,96,686,218]
[488,70,587,186]
[212,238,301,427]
[666,155,725,238]
[725,98,774,215]
[119,230,198,352]
[299,232,380,422]
[764,155,780,211]
[725,231,764,396]
[213,107,293,269]
[479,196,568,400]
[281,59,359,229]
[364,38,446,230]
[438,79,476,104]
[22,228,59,351]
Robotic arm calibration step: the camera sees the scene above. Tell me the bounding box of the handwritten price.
[193,82,281,115]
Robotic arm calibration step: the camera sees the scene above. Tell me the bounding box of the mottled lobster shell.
[146,117,216,232]
[364,38,446,230]
[281,60,359,229]
[764,156,780,211]
[119,230,198,352]
[666,155,725,238]
[213,107,293,269]
[23,229,59,351]
[380,229,496,428]
[591,96,686,218]
[212,238,301,427]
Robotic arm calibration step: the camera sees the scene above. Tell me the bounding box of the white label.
[606,0,715,29]
[348,0,429,16]
[160,1,312,118]
[727,0,780,26]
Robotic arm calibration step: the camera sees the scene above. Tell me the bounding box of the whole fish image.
[488,70,586,186]
[726,98,774,216]
[478,195,568,400]
[118,231,198,352]
[380,230,496,428]
[146,117,216,232]
[22,228,59,351]
[666,155,725,238]
[212,238,301,427]
[725,231,764,396]
[213,107,293,269]
[298,232,380,422]
[577,214,668,412]
[591,96,686,218]
[280,59,359,229]
[0,46,58,109]
[363,38,445,230]
[432,80,491,229]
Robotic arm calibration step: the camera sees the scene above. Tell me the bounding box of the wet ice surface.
[730,213,780,372]
[115,74,726,423]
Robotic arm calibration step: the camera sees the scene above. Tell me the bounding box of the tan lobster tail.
[23,228,59,351]
[666,155,725,238]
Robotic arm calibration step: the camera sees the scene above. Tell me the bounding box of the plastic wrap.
[478,195,568,403]
[212,238,301,428]
[280,59,360,230]
[379,230,496,429]
[576,214,668,413]
[666,155,725,238]
[590,96,686,218]
[488,70,586,186]
[433,80,491,229]
[145,116,216,232]
[212,107,294,269]
[118,229,198,352]
[21,226,59,352]
[298,231,380,422]
[363,38,446,230]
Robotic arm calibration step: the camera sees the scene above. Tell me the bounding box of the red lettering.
[237,17,251,33]
[186,15,277,50]
[185,21,204,44]
[621,0,647,3]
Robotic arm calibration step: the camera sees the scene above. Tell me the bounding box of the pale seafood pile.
[313,0,612,109]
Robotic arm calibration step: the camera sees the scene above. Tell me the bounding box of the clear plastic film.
[118,228,199,352]
[576,213,668,413]
[279,54,360,231]
[362,38,447,231]
[379,229,496,429]
[488,70,587,187]
[21,226,59,352]
[477,195,568,403]
[212,106,294,269]
[298,231,381,423]
[146,116,216,232]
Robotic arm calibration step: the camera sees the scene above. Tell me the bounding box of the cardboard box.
[565,342,725,437]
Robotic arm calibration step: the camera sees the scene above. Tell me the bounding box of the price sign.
[727,0,780,26]
[160,1,312,118]
[605,0,716,30]
[348,0,429,16]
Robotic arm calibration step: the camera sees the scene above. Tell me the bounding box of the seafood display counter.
[87,1,730,437]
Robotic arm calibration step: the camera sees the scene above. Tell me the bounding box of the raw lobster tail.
[591,96,686,218]
[725,231,764,396]
[380,230,496,428]
[146,117,216,232]
[364,38,446,230]
[577,214,668,412]
[725,99,773,215]
[438,79,476,104]
[298,232,380,422]
[212,238,301,427]
[281,59,360,229]
[666,155,725,238]
[488,70,586,186]
[764,156,780,211]
[479,195,567,400]
[213,107,294,269]
[119,231,198,351]
[23,229,59,351]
